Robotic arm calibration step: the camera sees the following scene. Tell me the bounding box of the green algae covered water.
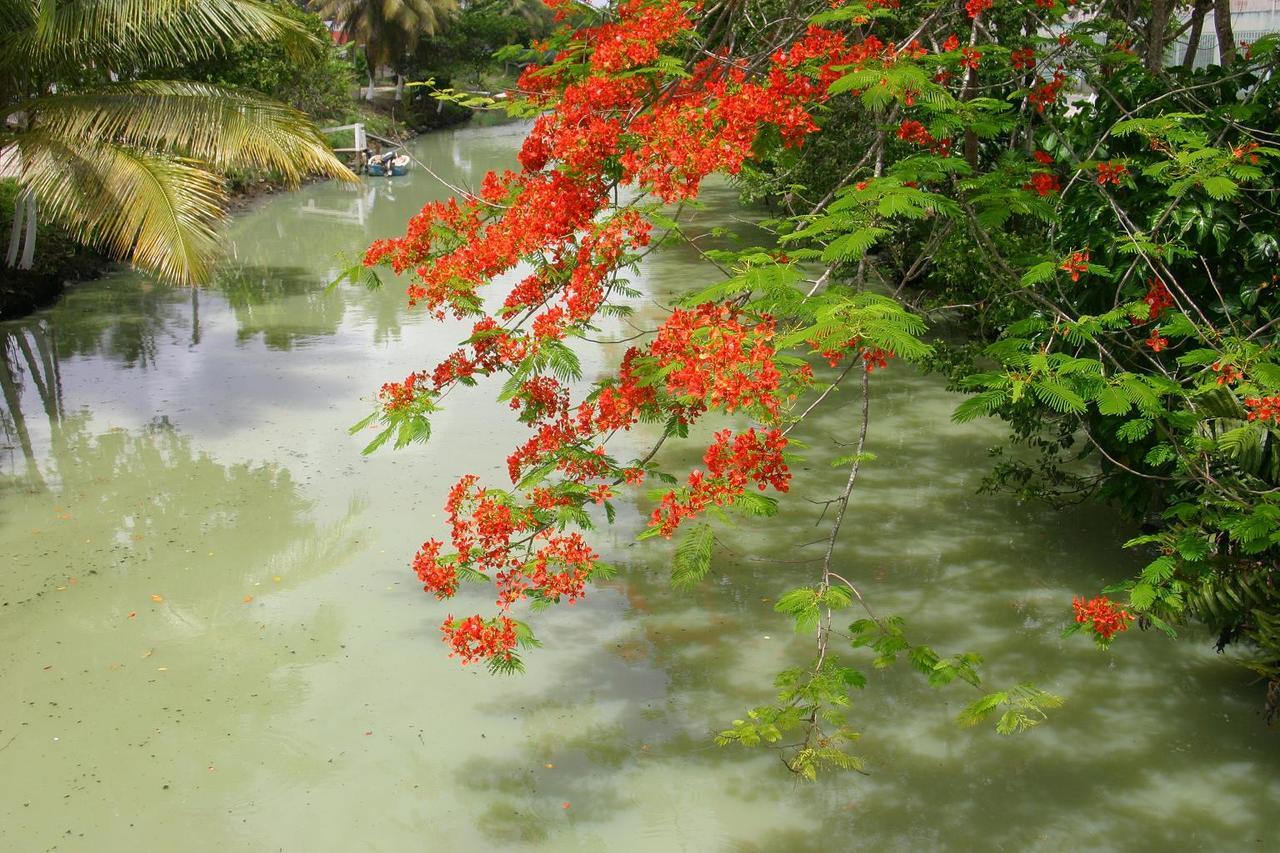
[2,123,1277,852]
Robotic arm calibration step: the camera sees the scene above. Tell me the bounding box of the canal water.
[1,122,1276,851]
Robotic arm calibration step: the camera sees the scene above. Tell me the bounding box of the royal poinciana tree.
[345,0,1280,775]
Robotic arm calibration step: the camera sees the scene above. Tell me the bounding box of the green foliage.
[670,522,714,590]
[174,0,353,120]
[956,684,1065,735]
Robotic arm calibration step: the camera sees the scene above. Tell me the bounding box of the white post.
[355,123,367,155]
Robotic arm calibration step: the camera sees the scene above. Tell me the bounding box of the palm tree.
[313,0,458,101]
[471,0,555,30]
[1,0,356,285]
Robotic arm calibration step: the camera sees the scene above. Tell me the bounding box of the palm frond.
[28,81,356,186]
[313,0,457,64]
[0,0,318,80]
[18,131,227,284]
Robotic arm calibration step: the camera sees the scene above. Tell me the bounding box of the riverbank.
[0,102,470,322]
[0,180,109,322]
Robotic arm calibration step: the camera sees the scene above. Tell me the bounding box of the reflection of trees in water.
[1,321,362,596]
[0,322,63,485]
[214,262,347,350]
[44,275,191,368]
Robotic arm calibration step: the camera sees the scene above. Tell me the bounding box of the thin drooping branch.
[815,368,874,670]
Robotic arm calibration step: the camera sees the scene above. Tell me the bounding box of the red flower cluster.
[442,614,518,664]
[1011,47,1036,71]
[1233,142,1261,163]
[1141,278,1174,321]
[649,304,783,417]
[966,0,992,17]
[813,337,893,372]
[1145,330,1169,352]
[588,0,693,73]
[521,532,596,605]
[650,429,791,536]
[1024,171,1061,196]
[942,34,960,53]
[413,539,454,599]
[898,119,934,146]
[1029,70,1067,112]
[1060,249,1090,281]
[1073,595,1134,641]
[862,347,893,372]
[499,304,784,486]
[379,372,428,413]
[1096,161,1127,186]
[1212,361,1243,385]
[1245,395,1280,424]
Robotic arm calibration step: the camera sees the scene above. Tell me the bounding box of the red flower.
[1212,361,1243,385]
[1011,48,1037,71]
[1024,171,1061,196]
[1145,331,1169,352]
[898,119,934,146]
[1139,278,1174,322]
[1244,395,1280,424]
[1072,595,1134,641]
[1060,249,1090,281]
[649,429,791,537]
[441,614,518,664]
[942,34,960,52]
[1096,161,1127,186]
[966,0,992,18]
[1028,70,1067,112]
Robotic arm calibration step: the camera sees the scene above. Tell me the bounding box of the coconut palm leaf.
[313,0,457,66]
[0,0,316,77]
[2,0,359,283]
[24,81,351,187]
[19,131,226,284]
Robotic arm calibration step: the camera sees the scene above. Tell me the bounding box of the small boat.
[366,151,410,177]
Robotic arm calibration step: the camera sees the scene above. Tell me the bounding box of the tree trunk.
[19,194,36,270]
[6,189,36,270]
[0,334,43,486]
[5,195,23,267]
[394,73,404,102]
[1183,0,1211,69]
[1213,0,1236,65]
[1145,0,1171,71]
[364,46,376,100]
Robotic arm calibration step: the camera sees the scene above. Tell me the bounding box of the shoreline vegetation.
[1,0,547,319]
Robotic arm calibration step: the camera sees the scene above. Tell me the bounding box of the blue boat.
[366,152,410,177]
